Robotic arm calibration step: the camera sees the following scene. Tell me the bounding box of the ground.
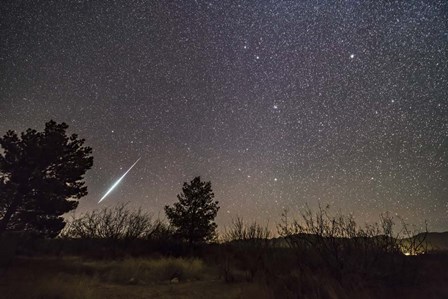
[2,253,448,299]
[0,256,260,299]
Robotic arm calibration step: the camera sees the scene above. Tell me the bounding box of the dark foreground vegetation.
[1,204,448,299]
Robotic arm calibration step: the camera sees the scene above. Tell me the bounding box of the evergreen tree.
[165,176,219,243]
[0,120,93,237]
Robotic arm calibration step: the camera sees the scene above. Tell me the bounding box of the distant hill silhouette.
[240,231,448,253]
[418,232,448,251]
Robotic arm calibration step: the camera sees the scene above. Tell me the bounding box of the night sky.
[1,1,447,231]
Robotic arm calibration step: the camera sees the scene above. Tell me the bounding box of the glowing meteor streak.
[98,157,141,203]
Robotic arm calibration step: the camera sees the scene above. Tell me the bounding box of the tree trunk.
[0,197,20,235]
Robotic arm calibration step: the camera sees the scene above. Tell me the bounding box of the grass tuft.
[80,257,207,284]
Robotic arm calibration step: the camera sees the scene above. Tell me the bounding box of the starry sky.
[1,1,447,231]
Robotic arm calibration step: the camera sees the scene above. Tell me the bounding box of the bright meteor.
[98,157,141,203]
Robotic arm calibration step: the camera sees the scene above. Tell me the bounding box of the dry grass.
[82,257,208,284]
[0,256,244,299]
[2,250,448,299]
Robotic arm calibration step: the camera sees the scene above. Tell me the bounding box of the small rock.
[170,277,179,284]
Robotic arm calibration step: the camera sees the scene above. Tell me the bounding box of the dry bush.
[222,216,271,242]
[277,204,428,284]
[399,219,428,256]
[62,203,170,241]
[219,217,272,282]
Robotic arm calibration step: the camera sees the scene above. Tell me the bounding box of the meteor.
[98,157,141,203]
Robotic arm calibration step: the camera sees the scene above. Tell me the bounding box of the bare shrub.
[276,204,428,283]
[399,219,428,256]
[62,203,169,240]
[222,217,271,242]
[219,217,271,282]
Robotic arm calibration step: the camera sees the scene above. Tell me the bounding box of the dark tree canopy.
[165,176,219,243]
[0,120,93,238]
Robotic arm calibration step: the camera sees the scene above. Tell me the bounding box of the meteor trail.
[98,157,141,203]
